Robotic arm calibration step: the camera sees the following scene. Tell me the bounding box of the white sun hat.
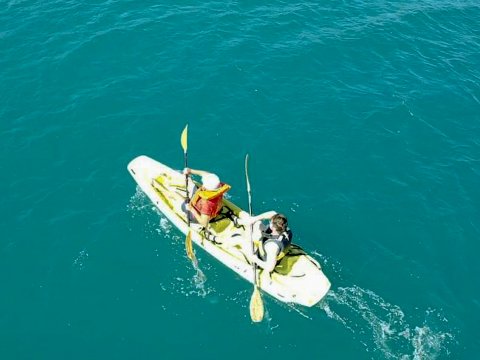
[202,173,221,190]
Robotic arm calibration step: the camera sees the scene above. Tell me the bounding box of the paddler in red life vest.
[182,167,231,228]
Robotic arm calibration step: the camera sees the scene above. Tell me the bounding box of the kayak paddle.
[245,154,265,322]
[181,124,196,263]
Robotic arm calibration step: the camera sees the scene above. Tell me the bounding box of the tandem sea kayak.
[127,155,331,307]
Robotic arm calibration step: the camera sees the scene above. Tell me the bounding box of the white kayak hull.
[127,155,331,307]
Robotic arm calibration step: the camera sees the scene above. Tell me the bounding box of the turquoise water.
[1,1,479,358]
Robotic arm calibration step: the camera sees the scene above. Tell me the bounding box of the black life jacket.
[259,227,293,261]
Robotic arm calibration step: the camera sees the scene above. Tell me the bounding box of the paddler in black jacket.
[243,212,293,274]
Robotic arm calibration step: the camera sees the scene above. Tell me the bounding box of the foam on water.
[127,187,210,298]
[318,286,455,359]
[283,248,458,359]
[72,249,89,271]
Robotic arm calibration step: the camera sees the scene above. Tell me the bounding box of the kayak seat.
[274,244,309,276]
[209,206,244,234]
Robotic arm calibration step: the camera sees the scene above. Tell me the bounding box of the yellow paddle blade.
[249,286,264,323]
[185,231,195,261]
[181,124,188,153]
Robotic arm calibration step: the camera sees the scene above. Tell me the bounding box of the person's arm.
[251,242,279,273]
[183,167,212,177]
[250,211,277,224]
[187,203,210,227]
[237,210,276,227]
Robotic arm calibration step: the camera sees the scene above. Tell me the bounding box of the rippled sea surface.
[1,1,479,359]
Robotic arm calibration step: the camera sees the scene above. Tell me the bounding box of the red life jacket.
[191,183,231,218]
